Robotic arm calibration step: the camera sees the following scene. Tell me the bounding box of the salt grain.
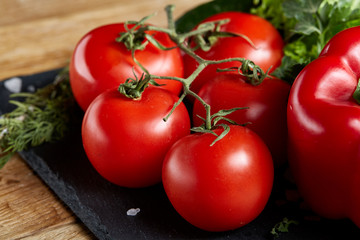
[16,115,26,122]
[27,85,36,92]
[0,128,8,139]
[4,77,22,93]
[127,208,140,216]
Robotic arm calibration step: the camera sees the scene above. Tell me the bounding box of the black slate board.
[1,69,360,240]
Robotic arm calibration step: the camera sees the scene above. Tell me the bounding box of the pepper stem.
[353,78,360,105]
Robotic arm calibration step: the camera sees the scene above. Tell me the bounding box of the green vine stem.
[117,4,269,132]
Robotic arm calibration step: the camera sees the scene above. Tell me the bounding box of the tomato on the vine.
[82,87,190,188]
[192,74,290,166]
[183,11,284,94]
[69,23,184,111]
[162,125,274,232]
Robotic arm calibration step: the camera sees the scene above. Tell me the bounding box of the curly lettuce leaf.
[271,0,360,83]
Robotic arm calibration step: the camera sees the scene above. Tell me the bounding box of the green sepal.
[145,34,177,51]
[209,123,230,146]
[190,107,248,146]
[116,13,156,51]
[118,71,164,99]
[191,126,218,137]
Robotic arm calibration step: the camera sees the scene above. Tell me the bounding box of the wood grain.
[0,155,94,239]
[0,0,208,239]
[0,0,208,80]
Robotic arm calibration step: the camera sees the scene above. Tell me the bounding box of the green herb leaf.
[271,217,299,238]
[0,67,76,168]
[260,0,360,84]
[251,0,289,29]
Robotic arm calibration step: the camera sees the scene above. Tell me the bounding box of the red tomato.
[162,125,274,232]
[192,73,290,166]
[69,23,184,111]
[183,11,284,94]
[82,87,190,188]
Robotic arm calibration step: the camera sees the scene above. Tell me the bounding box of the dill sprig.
[0,67,76,168]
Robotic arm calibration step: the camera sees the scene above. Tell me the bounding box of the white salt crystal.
[0,128,8,139]
[16,115,26,121]
[4,77,22,93]
[127,208,140,216]
[28,105,35,112]
[27,85,36,92]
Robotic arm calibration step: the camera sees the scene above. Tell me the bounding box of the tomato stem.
[117,4,269,131]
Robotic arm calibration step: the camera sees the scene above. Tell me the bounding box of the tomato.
[69,23,184,111]
[162,125,274,232]
[82,87,190,188]
[192,73,290,166]
[183,11,284,94]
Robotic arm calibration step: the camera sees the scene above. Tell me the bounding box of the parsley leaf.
[255,0,360,83]
[0,67,77,168]
[271,217,299,238]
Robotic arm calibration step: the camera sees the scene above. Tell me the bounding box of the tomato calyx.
[353,78,360,105]
[116,14,154,51]
[116,13,177,52]
[192,107,248,146]
[217,63,271,86]
[190,20,257,52]
[118,70,163,99]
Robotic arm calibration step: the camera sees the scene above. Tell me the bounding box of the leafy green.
[0,67,76,168]
[251,0,292,30]
[271,217,299,238]
[267,0,360,83]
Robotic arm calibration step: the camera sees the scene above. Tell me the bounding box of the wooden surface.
[0,1,208,239]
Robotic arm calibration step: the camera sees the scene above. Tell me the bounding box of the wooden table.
[0,1,208,239]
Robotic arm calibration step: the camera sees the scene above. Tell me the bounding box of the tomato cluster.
[69,11,288,232]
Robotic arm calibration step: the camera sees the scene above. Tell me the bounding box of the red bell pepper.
[287,26,360,228]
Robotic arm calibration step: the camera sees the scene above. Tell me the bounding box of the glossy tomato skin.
[82,87,190,188]
[183,11,284,94]
[192,74,290,166]
[70,23,184,111]
[162,125,274,232]
[287,26,360,227]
